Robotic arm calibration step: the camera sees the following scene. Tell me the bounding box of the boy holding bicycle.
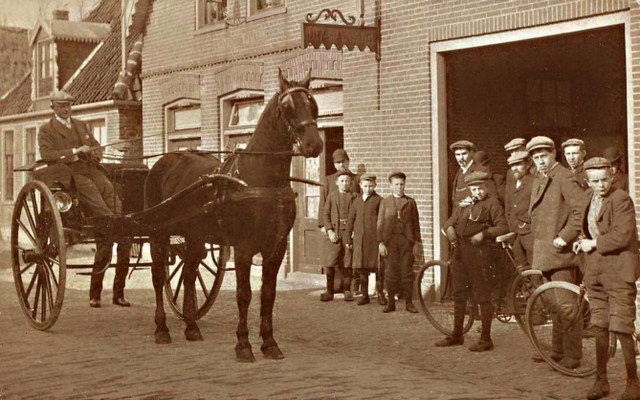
[573,157,640,400]
[436,171,508,352]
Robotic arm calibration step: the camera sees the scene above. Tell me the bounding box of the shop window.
[25,127,37,165]
[4,130,14,201]
[166,99,202,151]
[228,99,265,129]
[527,79,573,129]
[196,0,227,30]
[247,0,286,22]
[36,41,54,98]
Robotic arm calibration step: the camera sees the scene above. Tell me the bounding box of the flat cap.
[388,170,407,181]
[464,170,491,185]
[360,173,377,182]
[335,170,353,179]
[449,140,475,151]
[583,157,611,170]
[561,138,585,149]
[526,136,555,153]
[507,150,530,166]
[50,90,75,103]
[504,138,526,152]
[602,146,622,163]
[332,149,349,162]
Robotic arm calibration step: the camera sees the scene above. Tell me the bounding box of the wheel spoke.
[40,269,47,322]
[24,268,38,299]
[22,198,38,239]
[172,270,184,304]
[20,262,36,275]
[17,219,39,249]
[29,190,40,219]
[199,261,217,277]
[168,259,185,282]
[42,264,55,314]
[32,271,41,319]
[42,259,60,288]
[196,270,210,298]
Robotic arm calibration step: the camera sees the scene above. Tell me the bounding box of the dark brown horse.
[144,69,323,362]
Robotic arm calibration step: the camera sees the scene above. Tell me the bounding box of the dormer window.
[36,41,55,97]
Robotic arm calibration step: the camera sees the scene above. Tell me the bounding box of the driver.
[38,90,128,308]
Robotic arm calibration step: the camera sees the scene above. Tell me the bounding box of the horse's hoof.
[261,345,285,360]
[185,329,204,341]
[155,331,172,344]
[235,347,256,363]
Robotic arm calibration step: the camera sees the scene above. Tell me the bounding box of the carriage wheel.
[11,181,66,330]
[164,239,229,320]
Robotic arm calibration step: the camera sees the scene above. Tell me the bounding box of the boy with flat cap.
[527,135,584,369]
[377,171,421,313]
[38,90,130,308]
[345,173,385,306]
[573,157,640,400]
[562,138,589,191]
[320,171,356,302]
[436,171,508,352]
[602,146,628,192]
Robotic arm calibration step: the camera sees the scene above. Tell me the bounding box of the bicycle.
[414,231,538,338]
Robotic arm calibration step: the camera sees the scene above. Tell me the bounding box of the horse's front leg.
[183,239,205,341]
[259,240,288,360]
[150,237,171,344]
[234,250,255,362]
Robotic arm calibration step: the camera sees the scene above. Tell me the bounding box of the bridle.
[276,87,318,146]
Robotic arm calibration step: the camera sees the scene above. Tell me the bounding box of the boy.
[436,171,508,351]
[573,157,640,400]
[377,171,421,313]
[320,171,356,302]
[345,173,385,306]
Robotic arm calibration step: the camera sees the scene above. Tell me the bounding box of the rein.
[101,148,299,162]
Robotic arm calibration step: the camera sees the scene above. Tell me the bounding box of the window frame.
[219,90,264,154]
[246,0,286,22]
[165,98,202,150]
[195,0,228,33]
[35,40,55,98]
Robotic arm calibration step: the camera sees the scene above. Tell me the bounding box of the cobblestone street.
[0,245,631,399]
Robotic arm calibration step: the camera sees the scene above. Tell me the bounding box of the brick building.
[0,0,142,239]
[137,0,639,273]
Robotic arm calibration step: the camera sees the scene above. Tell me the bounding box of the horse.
[144,68,323,362]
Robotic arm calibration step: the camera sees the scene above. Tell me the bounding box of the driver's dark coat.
[37,118,102,186]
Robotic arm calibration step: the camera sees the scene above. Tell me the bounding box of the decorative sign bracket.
[302,5,381,61]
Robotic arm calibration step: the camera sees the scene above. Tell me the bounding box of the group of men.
[318,149,421,314]
[442,136,639,400]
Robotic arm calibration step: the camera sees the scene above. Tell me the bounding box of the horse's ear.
[278,68,290,90]
[300,68,312,89]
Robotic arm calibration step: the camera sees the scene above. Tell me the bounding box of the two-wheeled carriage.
[11,158,239,330]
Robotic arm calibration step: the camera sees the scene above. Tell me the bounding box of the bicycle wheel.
[526,281,597,377]
[508,272,542,335]
[414,260,474,336]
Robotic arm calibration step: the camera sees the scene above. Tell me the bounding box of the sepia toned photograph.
[1,0,640,399]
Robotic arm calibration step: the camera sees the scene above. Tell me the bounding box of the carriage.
[11,157,246,330]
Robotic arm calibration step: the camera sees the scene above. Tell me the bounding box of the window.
[4,130,14,201]
[220,92,264,154]
[25,127,37,165]
[166,100,202,150]
[247,0,285,21]
[86,119,107,145]
[36,41,54,97]
[527,79,573,129]
[228,100,265,129]
[197,0,227,30]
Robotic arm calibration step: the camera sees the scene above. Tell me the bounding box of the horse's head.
[276,68,323,158]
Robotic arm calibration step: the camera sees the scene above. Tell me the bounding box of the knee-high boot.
[452,301,466,338]
[479,302,494,342]
[586,327,610,400]
[619,333,640,400]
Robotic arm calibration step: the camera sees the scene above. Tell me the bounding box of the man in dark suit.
[562,138,589,191]
[318,148,361,293]
[377,171,421,313]
[603,146,628,192]
[38,91,130,308]
[503,150,535,267]
[527,136,584,369]
[450,140,479,209]
[573,157,640,400]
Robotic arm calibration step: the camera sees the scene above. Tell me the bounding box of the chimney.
[52,10,69,21]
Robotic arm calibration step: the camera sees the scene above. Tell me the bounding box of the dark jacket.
[322,190,356,241]
[569,164,589,191]
[318,170,360,228]
[451,161,497,205]
[504,173,534,235]
[345,192,382,269]
[529,163,583,271]
[377,195,421,245]
[444,195,508,242]
[580,188,640,283]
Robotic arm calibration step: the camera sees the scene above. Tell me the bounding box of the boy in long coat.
[320,171,356,302]
[573,157,640,400]
[527,136,584,369]
[345,173,385,306]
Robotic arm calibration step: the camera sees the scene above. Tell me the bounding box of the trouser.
[90,241,130,301]
[384,234,414,301]
[512,231,533,267]
[376,259,385,293]
[542,267,583,361]
[325,266,352,293]
[73,168,121,216]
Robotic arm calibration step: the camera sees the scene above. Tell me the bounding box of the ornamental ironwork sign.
[302,7,381,61]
